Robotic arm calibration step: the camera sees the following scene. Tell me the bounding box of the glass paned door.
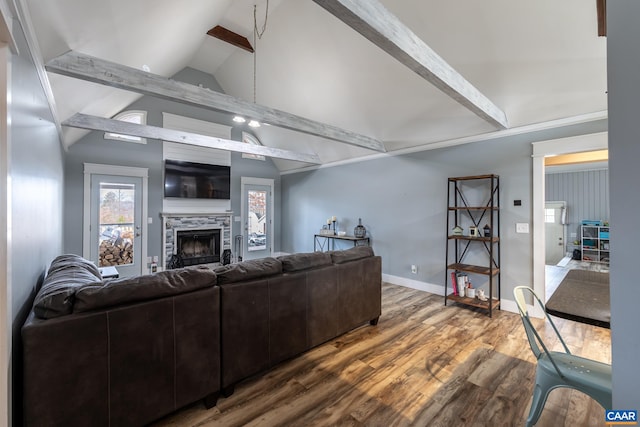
[90,175,143,276]
[242,181,273,261]
[248,188,267,253]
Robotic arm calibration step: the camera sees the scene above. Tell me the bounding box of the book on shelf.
[450,272,458,295]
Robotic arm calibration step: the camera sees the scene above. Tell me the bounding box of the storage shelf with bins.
[581,224,610,265]
[445,174,501,317]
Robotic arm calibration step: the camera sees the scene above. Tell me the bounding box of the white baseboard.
[382,273,517,315]
[499,298,518,314]
[382,273,444,295]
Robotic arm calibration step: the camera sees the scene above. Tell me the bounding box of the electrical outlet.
[411,265,417,274]
[516,223,530,233]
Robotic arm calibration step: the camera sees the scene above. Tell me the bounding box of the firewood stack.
[99,237,133,266]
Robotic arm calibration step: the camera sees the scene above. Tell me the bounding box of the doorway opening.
[533,133,608,312]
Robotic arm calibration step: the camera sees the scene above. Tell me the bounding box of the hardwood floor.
[153,283,611,427]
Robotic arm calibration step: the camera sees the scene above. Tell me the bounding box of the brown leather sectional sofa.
[22,246,381,426]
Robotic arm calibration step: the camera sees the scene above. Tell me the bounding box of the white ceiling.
[23,0,607,172]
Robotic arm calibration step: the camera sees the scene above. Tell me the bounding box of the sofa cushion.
[277,252,332,273]
[33,254,103,319]
[329,246,375,264]
[47,254,102,278]
[214,257,282,284]
[74,266,217,313]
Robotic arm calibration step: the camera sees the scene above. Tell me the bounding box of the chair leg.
[527,369,554,427]
[526,383,547,427]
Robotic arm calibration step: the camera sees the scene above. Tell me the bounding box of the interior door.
[242,179,273,261]
[90,174,143,276]
[545,201,566,265]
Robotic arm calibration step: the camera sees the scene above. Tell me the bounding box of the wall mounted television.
[164,159,231,200]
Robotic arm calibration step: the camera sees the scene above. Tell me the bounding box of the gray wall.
[9,16,65,425]
[281,119,607,302]
[546,169,609,239]
[281,135,531,301]
[608,0,640,409]
[282,116,606,263]
[63,67,281,261]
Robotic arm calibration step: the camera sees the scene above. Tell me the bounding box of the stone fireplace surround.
[162,213,232,270]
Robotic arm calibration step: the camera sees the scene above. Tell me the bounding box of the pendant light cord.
[253,1,269,103]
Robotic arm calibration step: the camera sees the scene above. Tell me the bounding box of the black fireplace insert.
[175,228,221,266]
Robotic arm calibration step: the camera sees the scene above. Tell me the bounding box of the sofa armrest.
[22,286,221,427]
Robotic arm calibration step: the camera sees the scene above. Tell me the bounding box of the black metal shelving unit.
[445,174,501,317]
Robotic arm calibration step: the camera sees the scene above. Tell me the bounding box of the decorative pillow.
[329,246,375,264]
[33,254,103,319]
[214,257,282,284]
[74,266,217,313]
[278,252,332,272]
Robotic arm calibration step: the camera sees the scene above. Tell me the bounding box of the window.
[544,208,555,223]
[104,110,147,144]
[242,132,265,161]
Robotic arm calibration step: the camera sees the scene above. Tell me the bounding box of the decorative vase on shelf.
[354,218,367,238]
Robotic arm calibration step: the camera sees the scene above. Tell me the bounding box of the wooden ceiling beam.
[46,51,386,152]
[63,113,321,164]
[207,25,254,53]
[313,0,509,129]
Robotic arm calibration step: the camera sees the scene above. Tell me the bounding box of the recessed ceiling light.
[233,116,246,123]
[248,120,261,128]
[142,64,151,72]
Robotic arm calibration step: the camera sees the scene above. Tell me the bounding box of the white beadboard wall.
[546,168,609,235]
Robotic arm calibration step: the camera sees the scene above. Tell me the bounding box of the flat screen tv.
[164,159,231,200]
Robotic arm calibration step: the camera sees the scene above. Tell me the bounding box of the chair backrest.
[513,286,572,377]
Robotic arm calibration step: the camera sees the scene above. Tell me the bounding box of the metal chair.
[513,286,612,426]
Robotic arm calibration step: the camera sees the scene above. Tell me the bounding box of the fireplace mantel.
[161,212,233,270]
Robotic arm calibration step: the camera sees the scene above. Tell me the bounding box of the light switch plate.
[516,223,529,233]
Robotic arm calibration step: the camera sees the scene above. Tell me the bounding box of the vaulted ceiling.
[22,0,607,172]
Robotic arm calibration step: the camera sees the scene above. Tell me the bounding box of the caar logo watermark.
[606,410,638,425]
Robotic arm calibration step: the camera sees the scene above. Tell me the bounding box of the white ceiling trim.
[281,111,608,176]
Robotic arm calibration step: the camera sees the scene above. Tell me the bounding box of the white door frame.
[0,40,11,427]
[83,163,148,274]
[240,177,274,259]
[532,132,607,317]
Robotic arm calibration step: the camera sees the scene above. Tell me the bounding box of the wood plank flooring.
[152,283,611,427]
